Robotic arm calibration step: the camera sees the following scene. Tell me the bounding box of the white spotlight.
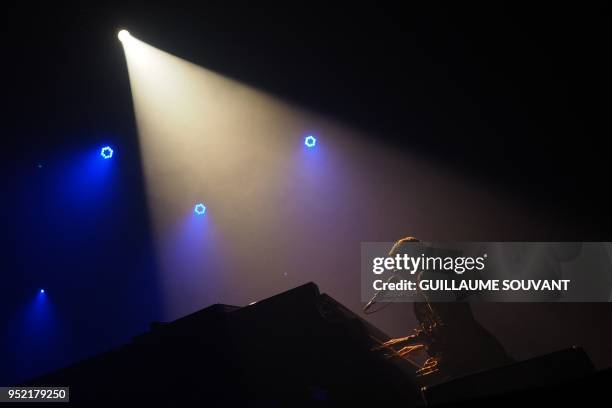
[118,30,131,43]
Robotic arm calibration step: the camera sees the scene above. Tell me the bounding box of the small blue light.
[194,203,207,216]
[100,146,114,159]
[39,289,45,294]
[304,135,317,148]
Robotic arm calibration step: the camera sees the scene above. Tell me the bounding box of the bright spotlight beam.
[121,35,541,321]
[118,30,131,43]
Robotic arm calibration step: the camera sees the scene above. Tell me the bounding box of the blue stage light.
[100,146,114,159]
[304,135,317,148]
[194,203,207,216]
[39,289,45,294]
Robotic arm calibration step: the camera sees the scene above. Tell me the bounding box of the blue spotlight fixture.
[39,289,45,294]
[194,203,207,216]
[100,146,114,159]
[304,135,317,148]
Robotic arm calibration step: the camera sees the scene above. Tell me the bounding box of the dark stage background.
[2,2,611,385]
